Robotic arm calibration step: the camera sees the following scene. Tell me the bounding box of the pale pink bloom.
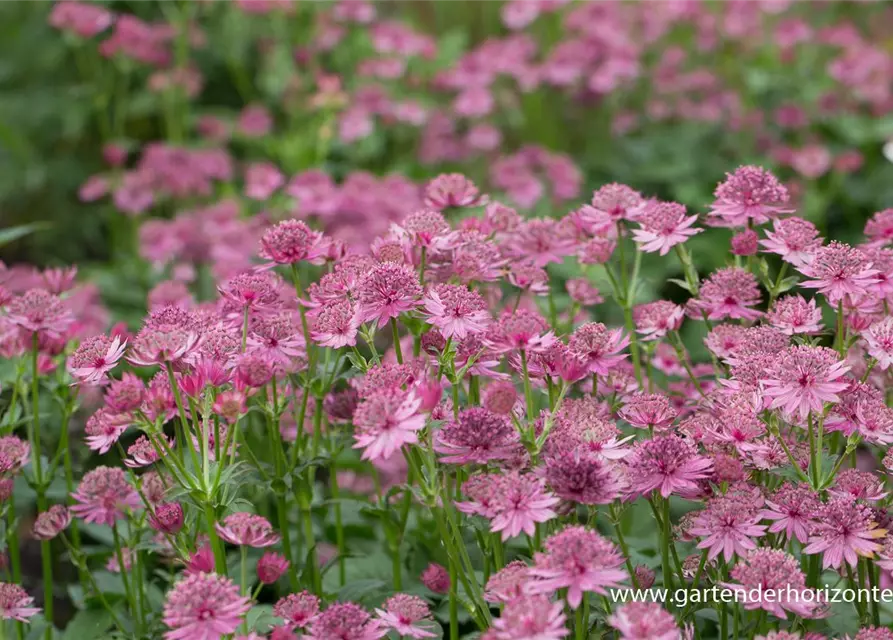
[489,595,569,640]
[308,602,385,640]
[505,218,576,267]
[689,487,767,562]
[163,572,251,640]
[356,262,423,328]
[352,389,425,461]
[608,602,680,640]
[865,208,893,247]
[709,165,791,227]
[631,201,701,255]
[399,208,453,250]
[529,525,627,609]
[864,317,893,369]
[567,322,629,375]
[274,591,320,630]
[127,306,202,367]
[32,505,72,541]
[244,161,284,201]
[633,301,684,341]
[730,229,759,256]
[489,472,560,541]
[218,272,280,313]
[690,267,762,321]
[578,237,617,265]
[760,217,823,268]
[435,407,520,464]
[6,288,74,338]
[829,469,888,503]
[618,393,676,430]
[84,407,131,454]
[0,583,41,622]
[68,334,126,385]
[767,295,823,335]
[486,309,556,354]
[566,278,603,306]
[424,173,486,210]
[259,219,327,265]
[803,496,886,569]
[508,263,549,296]
[71,466,141,526]
[485,561,531,604]
[543,398,634,461]
[625,435,713,498]
[310,299,360,348]
[375,594,436,639]
[799,241,880,303]
[49,1,113,37]
[761,483,820,544]
[256,552,289,584]
[544,451,625,505]
[422,284,490,339]
[761,346,851,420]
[589,183,644,222]
[125,435,171,468]
[215,512,281,548]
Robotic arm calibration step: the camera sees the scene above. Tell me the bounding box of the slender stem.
[660,496,674,592]
[448,557,459,640]
[391,318,403,364]
[203,501,227,575]
[330,464,347,586]
[240,546,249,632]
[520,350,535,425]
[111,523,134,627]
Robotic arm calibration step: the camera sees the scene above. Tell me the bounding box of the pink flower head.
[71,466,141,526]
[508,263,549,296]
[149,502,185,535]
[185,545,215,575]
[434,407,520,464]
[864,317,893,370]
[618,393,676,431]
[799,241,880,303]
[244,161,284,201]
[731,229,759,256]
[162,572,251,640]
[0,436,30,470]
[420,563,450,594]
[356,262,423,328]
[545,450,625,505]
[375,594,436,639]
[257,551,290,584]
[307,602,385,640]
[760,217,823,268]
[720,548,825,619]
[709,165,791,227]
[310,299,360,349]
[529,525,627,608]
[32,505,72,541]
[689,487,767,562]
[0,583,41,623]
[505,218,576,267]
[234,353,274,388]
[259,219,326,265]
[422,284,490,339]
[608,602,680,640]
[865,208,893,247]
[84,407,131,454]
[803,496,886,569]
[215,512,281,548]
[761,345,851,420]
[274,591,320,630]
[691,267,762,321]
[424,173,486,210]
[631,201,701,255]
[352,389,425,461]
[128,306,202,367]
[400,208,453,249]
[767,295,823,335]
[625,435,713,498]
[633,301,684,341]
[830,469,888,503]
[490,595,569,640]
[68,334,126,385]
[566,278,603,305]
[761,482,821,544]
[567,322,629,375]
[489,471,560,541]
[485,561,531,603]
[487,309,556,354]
[125,435,171,468]
[589,183,644,222]
[6,288,74,338]
[49,1,113,38]
[218,272,281,313]
[544,397,633,461]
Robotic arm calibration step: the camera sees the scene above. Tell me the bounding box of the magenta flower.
[489,472,560,541]
[767,295,823,335]
[259,219,327,265]
[244,161,284,201]
[607,602,680,640]
[760,217,823,267]
[545,397,634,461]
[731,228,759,256]
[398,208,453,250]
[529,525,627,609]
[864,317,893,369]
[761,346,851,420]
[434,407,520,464]
[49,1,113,37]
[162,572,251,640]
[0,583,41,623]
[356,262,423,328]
[690,267,762,321]
[307,602,385,640]
[829,469,888,503]
[487,309,556,354]
[84,407,131,454]
[422,283,490,339]
[423,173,486,210]
[216,512,281,548]
[508,263,549,295]
[6,288,74,338]
[68,334,126,385]
[588,183,644,222]
[618,393,676,431]
[631,201,701,255]
[256,551,290,584]
[625,435,713,498]
[32,505,72,541]
[352,389,425,461]
[708,165,791,227]
[865,208,893,247]
[761,483,821,544]
[545,451,625,505]
[149,502,184,535]
[489,595,569,640]
[127,306,203,367]
[799,241,880,303]
[218,272,281,313]
[567,322,629,375]
[803,496,886,570]
[633,301,684,341]
[71,466,141,526]
[274,591,320,630]
[505,218,577,267]
[375,594,436,639]
[689,488,767,562]
[485,561,531,604]
[420,563,450,594]
[310,299,360,348]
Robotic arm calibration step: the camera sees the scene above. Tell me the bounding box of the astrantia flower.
[215,512,281,548]
[485,561,531,603]
[356,262,423,328]
[578,237,617,265]
[84,407,131,454]
[545,451,625,505]
[767,295,823,335]
[731,229,759,256]
[589,183,644,222]
[567,322,629,375]
[508,263,549,295]
[804,496,886,569]
[6,288,74,338]
[853,628,893,640]
[709,165,791,227]
[259,219,326,265]
[689,488,767,562]
[761,483,821,544]
[420,563,450,594]
[631,201,701,255]
[489,595,569,640]
[761,346,851,420]
[218,272,281,312]
[434,407,520,464]
[257,552,289,584]
[799,241,879,303]
[422,284,490,339]
[487,309,556,354]
[625,435,713,498]
[246,312,306,369]
[633,301,684,340]
[690,267,762,321]
[400,208,452,249]
[353,389,425,461]
[505,218,577,267]
[865,208,893,247]
[864,317,893,370]
[0,436,30,470]
[274,591,320,630]
[566,278,603,305]
[310,299,360,348]
[0,583,40,622]
[149,502,184,535]
[529,525,627,608]
[830,469,888,503]
[720,548,824,619]
[71,466,141,526]
[375,594,436,639]
[607,602,680,640]
[68,334,126,384]
[424,173,486,210]
[307,602,385,640]
[32,505,72,541]
[244,161,284,201]
[489,472,560,541]
[162,572,251,640]
[128,306,202,367]
[544,398,633,461]
[760,217,823,267]
[618,393,676,430]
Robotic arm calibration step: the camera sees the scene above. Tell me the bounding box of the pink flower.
[422,284,490,339]
[308,602,385,640]
[690,267,762,321]
[434,407,520,464]
[215,512,281,548]
[631,201,701,255]
[257,552,290,584]
[761,483,821,544]
[0,583,41,622]
[67,334,126,384]
[608,602,679,640]
[761,346,851,420]
[799,241,880,303]
[352,389,425,461]
[633,301,684,340]
[356,262,423,328]
[424,173,486,210]
[218,272,281,313]
[127,306,203,367]
[105,372,145,413]
[149,502,184,535]
[185,545,215,575]
[508,263,549,296]
[544,451,625,505]
[162,572,251,640]
[259,219,327,265]
[6,288,74,338]
[578,237,617,265]
[618,393,676,430]
[567,322,629,375]
[589,183,644,222]
[489,595,569,640]
[566,278,603,305]
[375,594,436,639]
[71,466,141,526]
[689,487,767,562]
[244,161,284,201]
[864,317,893,369]
[49,1,113,37]
[310,299,360,348]
[625,435,713,498]
[709,165,791,227]
[829,469,888,503]
[803,496,886,570]
[529,525,627,608]
[767,295,823,335]
[731,229,759,256]
[32,505,72,541]
[487,309,556,354]
[485,561,531,603]
[505,218,576,267]
[399,208,453,249]
[420,563,450,594]
[274,591,320,630]
[489,472,560,541]
[84,407,131,454]
[760,217,823,267]
[865,208,893,247]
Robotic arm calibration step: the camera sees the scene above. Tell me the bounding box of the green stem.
[203,502,227,575]
[448,557,459,640]
[111,523,134,627]
[520,350,535,425]
[660,497,674,592]
[330,465,347,586]
[391,317,404,364]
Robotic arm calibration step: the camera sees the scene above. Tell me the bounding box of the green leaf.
[62,608,112,640]
[0,222,49,247]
